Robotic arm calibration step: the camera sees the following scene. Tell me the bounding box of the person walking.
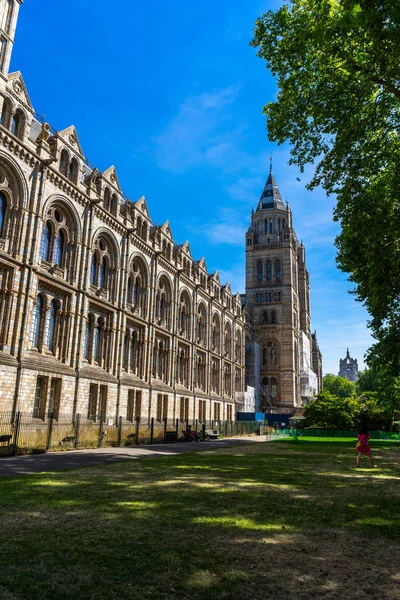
[355,425,377,468]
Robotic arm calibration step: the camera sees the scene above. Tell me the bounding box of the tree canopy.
[323,374,356,398]
[251,1,400,371]
[303,390,359,429]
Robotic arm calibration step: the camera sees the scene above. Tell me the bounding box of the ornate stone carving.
[12,80,22,95]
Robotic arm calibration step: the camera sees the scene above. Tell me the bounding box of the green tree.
[356,369,379,394]
[303,390,359,429]
[251,1,400,370]
[323,374,356,398]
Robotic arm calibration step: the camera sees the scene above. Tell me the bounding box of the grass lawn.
[0,441,399,600]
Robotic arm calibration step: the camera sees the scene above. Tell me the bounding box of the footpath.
[0,436,266,478]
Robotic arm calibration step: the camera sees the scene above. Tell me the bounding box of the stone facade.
[0,1,245,423]
[338,348,358,383]
[244,165,322,411]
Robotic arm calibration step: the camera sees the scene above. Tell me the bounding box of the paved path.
[0,436,266,478]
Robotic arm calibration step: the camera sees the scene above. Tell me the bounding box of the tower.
[244,161,320,411]
[338,348,358,382]
[0,1,22,80]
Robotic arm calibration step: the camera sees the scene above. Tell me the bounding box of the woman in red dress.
[356,425,377,468]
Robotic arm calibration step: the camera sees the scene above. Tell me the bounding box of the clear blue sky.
[12,0,372,375]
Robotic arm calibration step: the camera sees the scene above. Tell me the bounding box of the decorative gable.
[103,165,122,192]
[181,240,192,258]
[134,196,150,219]
[209,271,220,284]
[58,125,84,157]
[161,221,173,241]
[197,256,208,272]
[223,282,232,296]
[7,71,33,110]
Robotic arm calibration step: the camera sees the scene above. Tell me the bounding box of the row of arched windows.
[263,310,277,325]
[60,150,79,185]
[254,218,286,235]
[1,98,25,140]
[40,223,65,266]
[262,342,278,366]
[32,294,62,355]
[262,377,278,399]
[255,291,282,303]
[257,259,281,281]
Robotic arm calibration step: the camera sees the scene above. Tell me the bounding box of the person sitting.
[182,424,199,441]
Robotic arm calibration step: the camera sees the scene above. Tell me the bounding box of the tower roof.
[256,159,285,211]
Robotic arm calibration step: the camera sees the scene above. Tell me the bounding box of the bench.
[59,435,75,446]
[205,430,219,440]
[0,434,12,445]
[165,431,177,443]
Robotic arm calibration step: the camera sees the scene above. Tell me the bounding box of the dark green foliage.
[304,390,359,429]
[323,374,356,398]
[251,0,400,374]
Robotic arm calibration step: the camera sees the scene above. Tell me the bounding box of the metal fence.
[0,412,272,457]
[296,428,400,441]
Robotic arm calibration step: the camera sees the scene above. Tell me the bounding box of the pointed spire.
[256,155,285,212]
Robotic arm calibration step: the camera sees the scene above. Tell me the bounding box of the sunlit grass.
[0,441,399,600]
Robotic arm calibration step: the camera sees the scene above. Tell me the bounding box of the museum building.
[0,0,246,423]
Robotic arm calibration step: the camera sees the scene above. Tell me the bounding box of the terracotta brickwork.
[244,165,322,410]
[0,1,245,423]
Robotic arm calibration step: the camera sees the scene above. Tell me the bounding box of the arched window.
[255,294,259,303]
[262,377,269,397]
[224,323,231,358]
[5,1,14,35]
[263,347,268,365]
[33,295,43,348]
[269,221,273,233]
[0,98,11,128]
[158,293,165,320]
[68,158,79,184]
[111,194,118,216]
[0,192,6,236]
[271,311,277,324]
[212,314,220,353]
[263,311,268,324]
[141,222,147,241]
[127,275,133,304]
[60,150,69,176]
[264,219,268,233]
[275,259,281,280]
[257,261,263,280]
[130,332,136,372]
[48,299,57,351]
[90,254,98,286]
[266,261,272,280]
[271,378,277,398]
[40,222,52,261]
[84,320,90,359]
[53,230,64,266]
[197,304,207,345]
[104,188,111,211]
[93,319,102,362]
[10,111,20,137]
[99,257,107,289]
[133,278,140,306]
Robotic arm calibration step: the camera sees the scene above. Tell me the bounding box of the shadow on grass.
[0,443,399,600]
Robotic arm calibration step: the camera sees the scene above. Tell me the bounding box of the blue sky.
[12,0,372,375]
